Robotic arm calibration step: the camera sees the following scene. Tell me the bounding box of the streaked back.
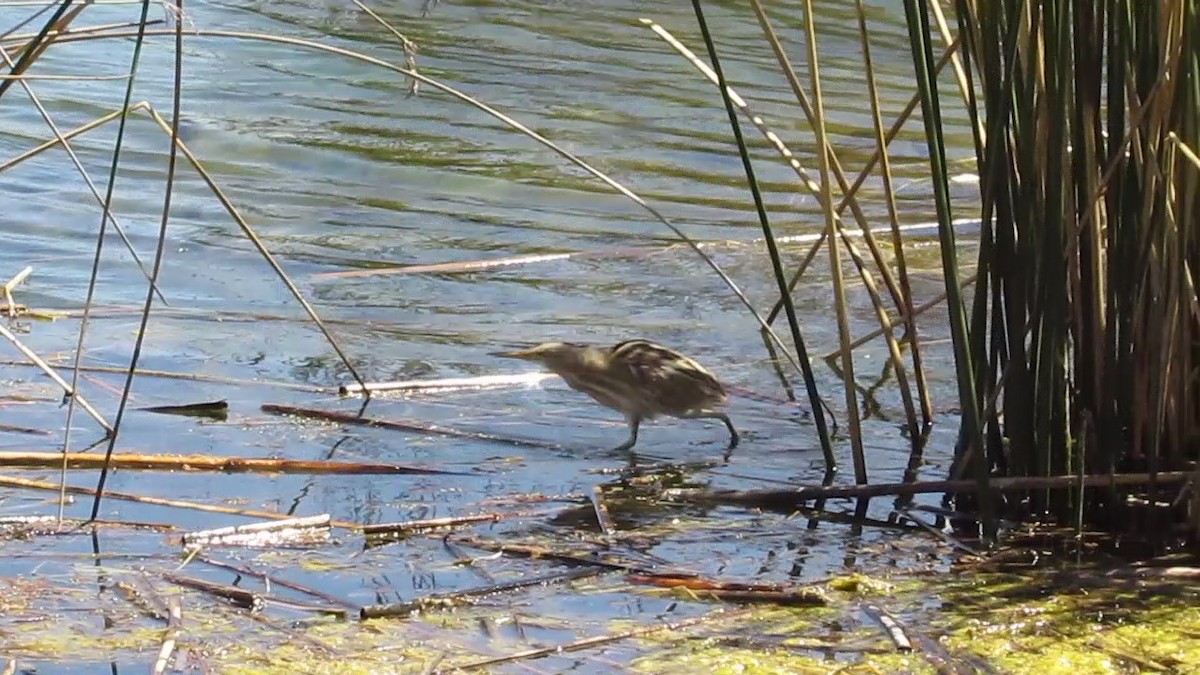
[605,339,727,417]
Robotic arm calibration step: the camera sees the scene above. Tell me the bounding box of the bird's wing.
[615,345,726,409]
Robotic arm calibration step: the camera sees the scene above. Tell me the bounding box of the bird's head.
[491,342,599,372]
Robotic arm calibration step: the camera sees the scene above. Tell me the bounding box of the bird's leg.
[613,415,640,452]
[680,412,739,449]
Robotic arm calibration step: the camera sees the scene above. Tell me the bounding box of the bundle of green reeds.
[906,0,1199,538]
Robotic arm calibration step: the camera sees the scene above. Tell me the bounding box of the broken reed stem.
[861,603,914,652]
[0,475,362,530]
[0,450,459,475]
[626,573,828,606]
[651,587,827,607]
[150,597,182,675]
[261,403,563,450]
[114,577,171,622]
[624,573,823,593]
[665,471,1192,509]
[0,322,112,434]
[181,514,331,549]
[162,571,347,617]
[590,485,617,538]
[362,513,504,540]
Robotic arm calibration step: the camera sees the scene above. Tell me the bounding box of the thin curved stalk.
[138,104,370,395]
[0,43,167,303]
[24,26,815,386]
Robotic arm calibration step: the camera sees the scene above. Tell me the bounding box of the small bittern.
[492,339,738,452]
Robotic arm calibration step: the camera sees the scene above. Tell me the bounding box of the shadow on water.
[7,1,1186,673]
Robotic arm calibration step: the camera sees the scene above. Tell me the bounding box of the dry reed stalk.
[0,451,457,475]
[0,475,362,530]
[182,515,331,549]
[664,471,1192,510]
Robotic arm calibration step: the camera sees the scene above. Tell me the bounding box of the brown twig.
[0,450,461,475]
[625,574,815,593]
[450,535,695,576]
[162,571,262,612]
[262,403,563,450]
[194,555,358,610]
[626,574,827,606]
[360,567,606,620]
[657,588,827,607]
[0,422,51,436]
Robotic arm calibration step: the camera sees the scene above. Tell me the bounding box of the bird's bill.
[489,348,537,360]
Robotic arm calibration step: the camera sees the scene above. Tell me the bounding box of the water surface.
[0,0,980,670]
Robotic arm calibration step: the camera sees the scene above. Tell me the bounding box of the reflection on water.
[0,0,979,668]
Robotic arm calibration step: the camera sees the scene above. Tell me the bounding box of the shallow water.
[0,0,982,670]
